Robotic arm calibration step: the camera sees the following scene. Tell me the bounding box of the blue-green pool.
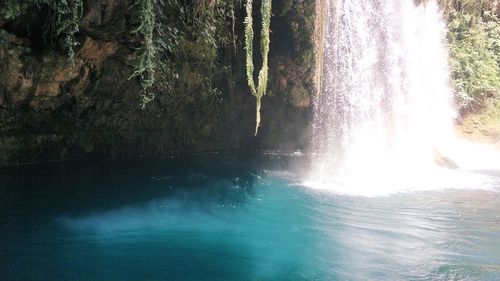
[1,155,500,280]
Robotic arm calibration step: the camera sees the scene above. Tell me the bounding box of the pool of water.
[1,154,500,281]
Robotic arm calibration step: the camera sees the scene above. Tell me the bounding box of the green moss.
[245,0,272,135]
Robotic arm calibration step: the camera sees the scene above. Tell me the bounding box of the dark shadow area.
[0,153,300,220]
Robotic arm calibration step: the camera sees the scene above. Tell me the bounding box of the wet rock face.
[0,25,141,165]
[0,0,315,167]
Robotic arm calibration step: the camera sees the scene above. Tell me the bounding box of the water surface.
[1,155,500,281]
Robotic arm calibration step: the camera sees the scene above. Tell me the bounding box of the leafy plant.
[1,0,83,60]
[129,0,157,108]
[130,0,238,108]
[448,12,500,112]
[439,0,499,19]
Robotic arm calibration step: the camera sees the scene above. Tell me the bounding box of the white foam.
[310,0,500,196]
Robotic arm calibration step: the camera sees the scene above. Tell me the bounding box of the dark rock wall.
[0,0,315,167]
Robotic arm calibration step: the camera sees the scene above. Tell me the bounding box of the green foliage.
[245,0,272,135]
[49,0,84,60]
[191,0,236,48]
[0,0,83,60]
[484,18,500,67]
[188,0,238,95]
[130,0,238,108]
[0,1,29,21]
[448,12,500,112]
[439,0,499,19]
[130,0,156,108]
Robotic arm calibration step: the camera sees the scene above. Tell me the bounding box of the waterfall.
[309,0,480,195]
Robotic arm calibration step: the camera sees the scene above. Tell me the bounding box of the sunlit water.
[1,155,500,281]
[310,0,489,195]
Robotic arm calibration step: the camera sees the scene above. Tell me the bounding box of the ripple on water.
[1,159,500,281]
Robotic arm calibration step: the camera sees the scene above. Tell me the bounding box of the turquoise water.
[1,155,500,281]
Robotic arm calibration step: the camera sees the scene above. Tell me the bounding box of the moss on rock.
[0,0,316,167]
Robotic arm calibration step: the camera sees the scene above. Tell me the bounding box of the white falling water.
[308,0,500,196]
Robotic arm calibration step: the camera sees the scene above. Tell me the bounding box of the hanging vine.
[129,0,157,108]
[1,0,83,60]
[244,0,272,135]
[129,0,238,108]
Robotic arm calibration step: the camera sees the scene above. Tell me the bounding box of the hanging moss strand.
[245,0,257,96]
[244,0,272,135]
[129,0,156,108]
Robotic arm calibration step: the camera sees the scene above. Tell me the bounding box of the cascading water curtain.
[310,0,457,192]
